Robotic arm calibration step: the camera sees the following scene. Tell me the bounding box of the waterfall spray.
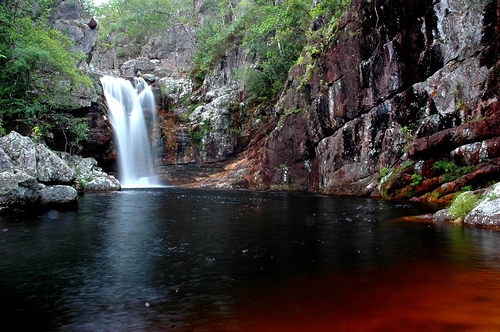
[100,76,162,188]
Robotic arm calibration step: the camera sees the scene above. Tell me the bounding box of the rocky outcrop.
[57,152,121,192]
[87,0,500,201]
[91,19,197,78]
[192,0,500,202]
[0,131,120,214]
[49,0,100,109]
[40,0,115,169]
[432,182,500,226]
[51,0,98,61]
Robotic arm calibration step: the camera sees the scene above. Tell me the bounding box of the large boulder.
[36,144,76,183]
[39,185,78,209]
[464,198,500,226]
[0,171,40,213]
[0,131,120,214]
[0,131,37,177]
[464,183,500,226]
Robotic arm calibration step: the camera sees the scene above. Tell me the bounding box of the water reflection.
[0,188,499,330]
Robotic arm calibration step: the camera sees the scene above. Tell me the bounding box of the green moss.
[448,192,479,220]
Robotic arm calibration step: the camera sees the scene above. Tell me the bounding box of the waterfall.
[100,76,162,188]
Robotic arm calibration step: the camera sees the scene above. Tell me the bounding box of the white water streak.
[101,76,162,188]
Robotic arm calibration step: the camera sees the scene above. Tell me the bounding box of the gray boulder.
[464,198,500,227]
[36,144,76,183]
[82,174,121,192]
[121,57,156,77]
[432,208,453,223]
[464,183,500,227]
[0,171,40,212]
[39,185,78,209]
[57,152,121,192]
[0,131,37,177]
[0,131,120,214]
[157,77,194,104]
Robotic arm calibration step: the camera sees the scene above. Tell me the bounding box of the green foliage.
[51,114,89,154]
[432,160,475,182]
[0,0,92,134]
[194,0,315,98]
[94,0,195,58]
[380,166,392,178]
[311,0,351,22]
[410,173,423,186]
[68,118,90,154]
[398,125,413,141]
[432,160,457,173]
[448,192,479,220]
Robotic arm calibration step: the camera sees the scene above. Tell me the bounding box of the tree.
[0,0,92,136]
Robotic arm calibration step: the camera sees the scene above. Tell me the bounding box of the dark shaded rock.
[88,17,97,29]
[0,172,40,212]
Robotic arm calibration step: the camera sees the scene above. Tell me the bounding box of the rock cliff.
[193,0,500,203]
[86,0,500,202]
[45,0,114,169]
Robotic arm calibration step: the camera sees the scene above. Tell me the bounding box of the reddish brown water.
[224,262,500,331]
[1,189,500,331]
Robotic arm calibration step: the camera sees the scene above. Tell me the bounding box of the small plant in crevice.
[379,166,392,178]
[410,173,423,186]
[432,160,475,182]
[398,126,413,152]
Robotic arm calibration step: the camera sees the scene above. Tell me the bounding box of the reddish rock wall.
[209,0,500,201]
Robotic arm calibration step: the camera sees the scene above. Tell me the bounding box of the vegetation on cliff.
[93,0,351,98]
[0,0,91,151]
[91,0,196,58]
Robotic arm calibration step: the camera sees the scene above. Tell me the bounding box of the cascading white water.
[100,76,161,188]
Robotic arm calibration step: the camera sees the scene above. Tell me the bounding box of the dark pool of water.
[1,188,500,331]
